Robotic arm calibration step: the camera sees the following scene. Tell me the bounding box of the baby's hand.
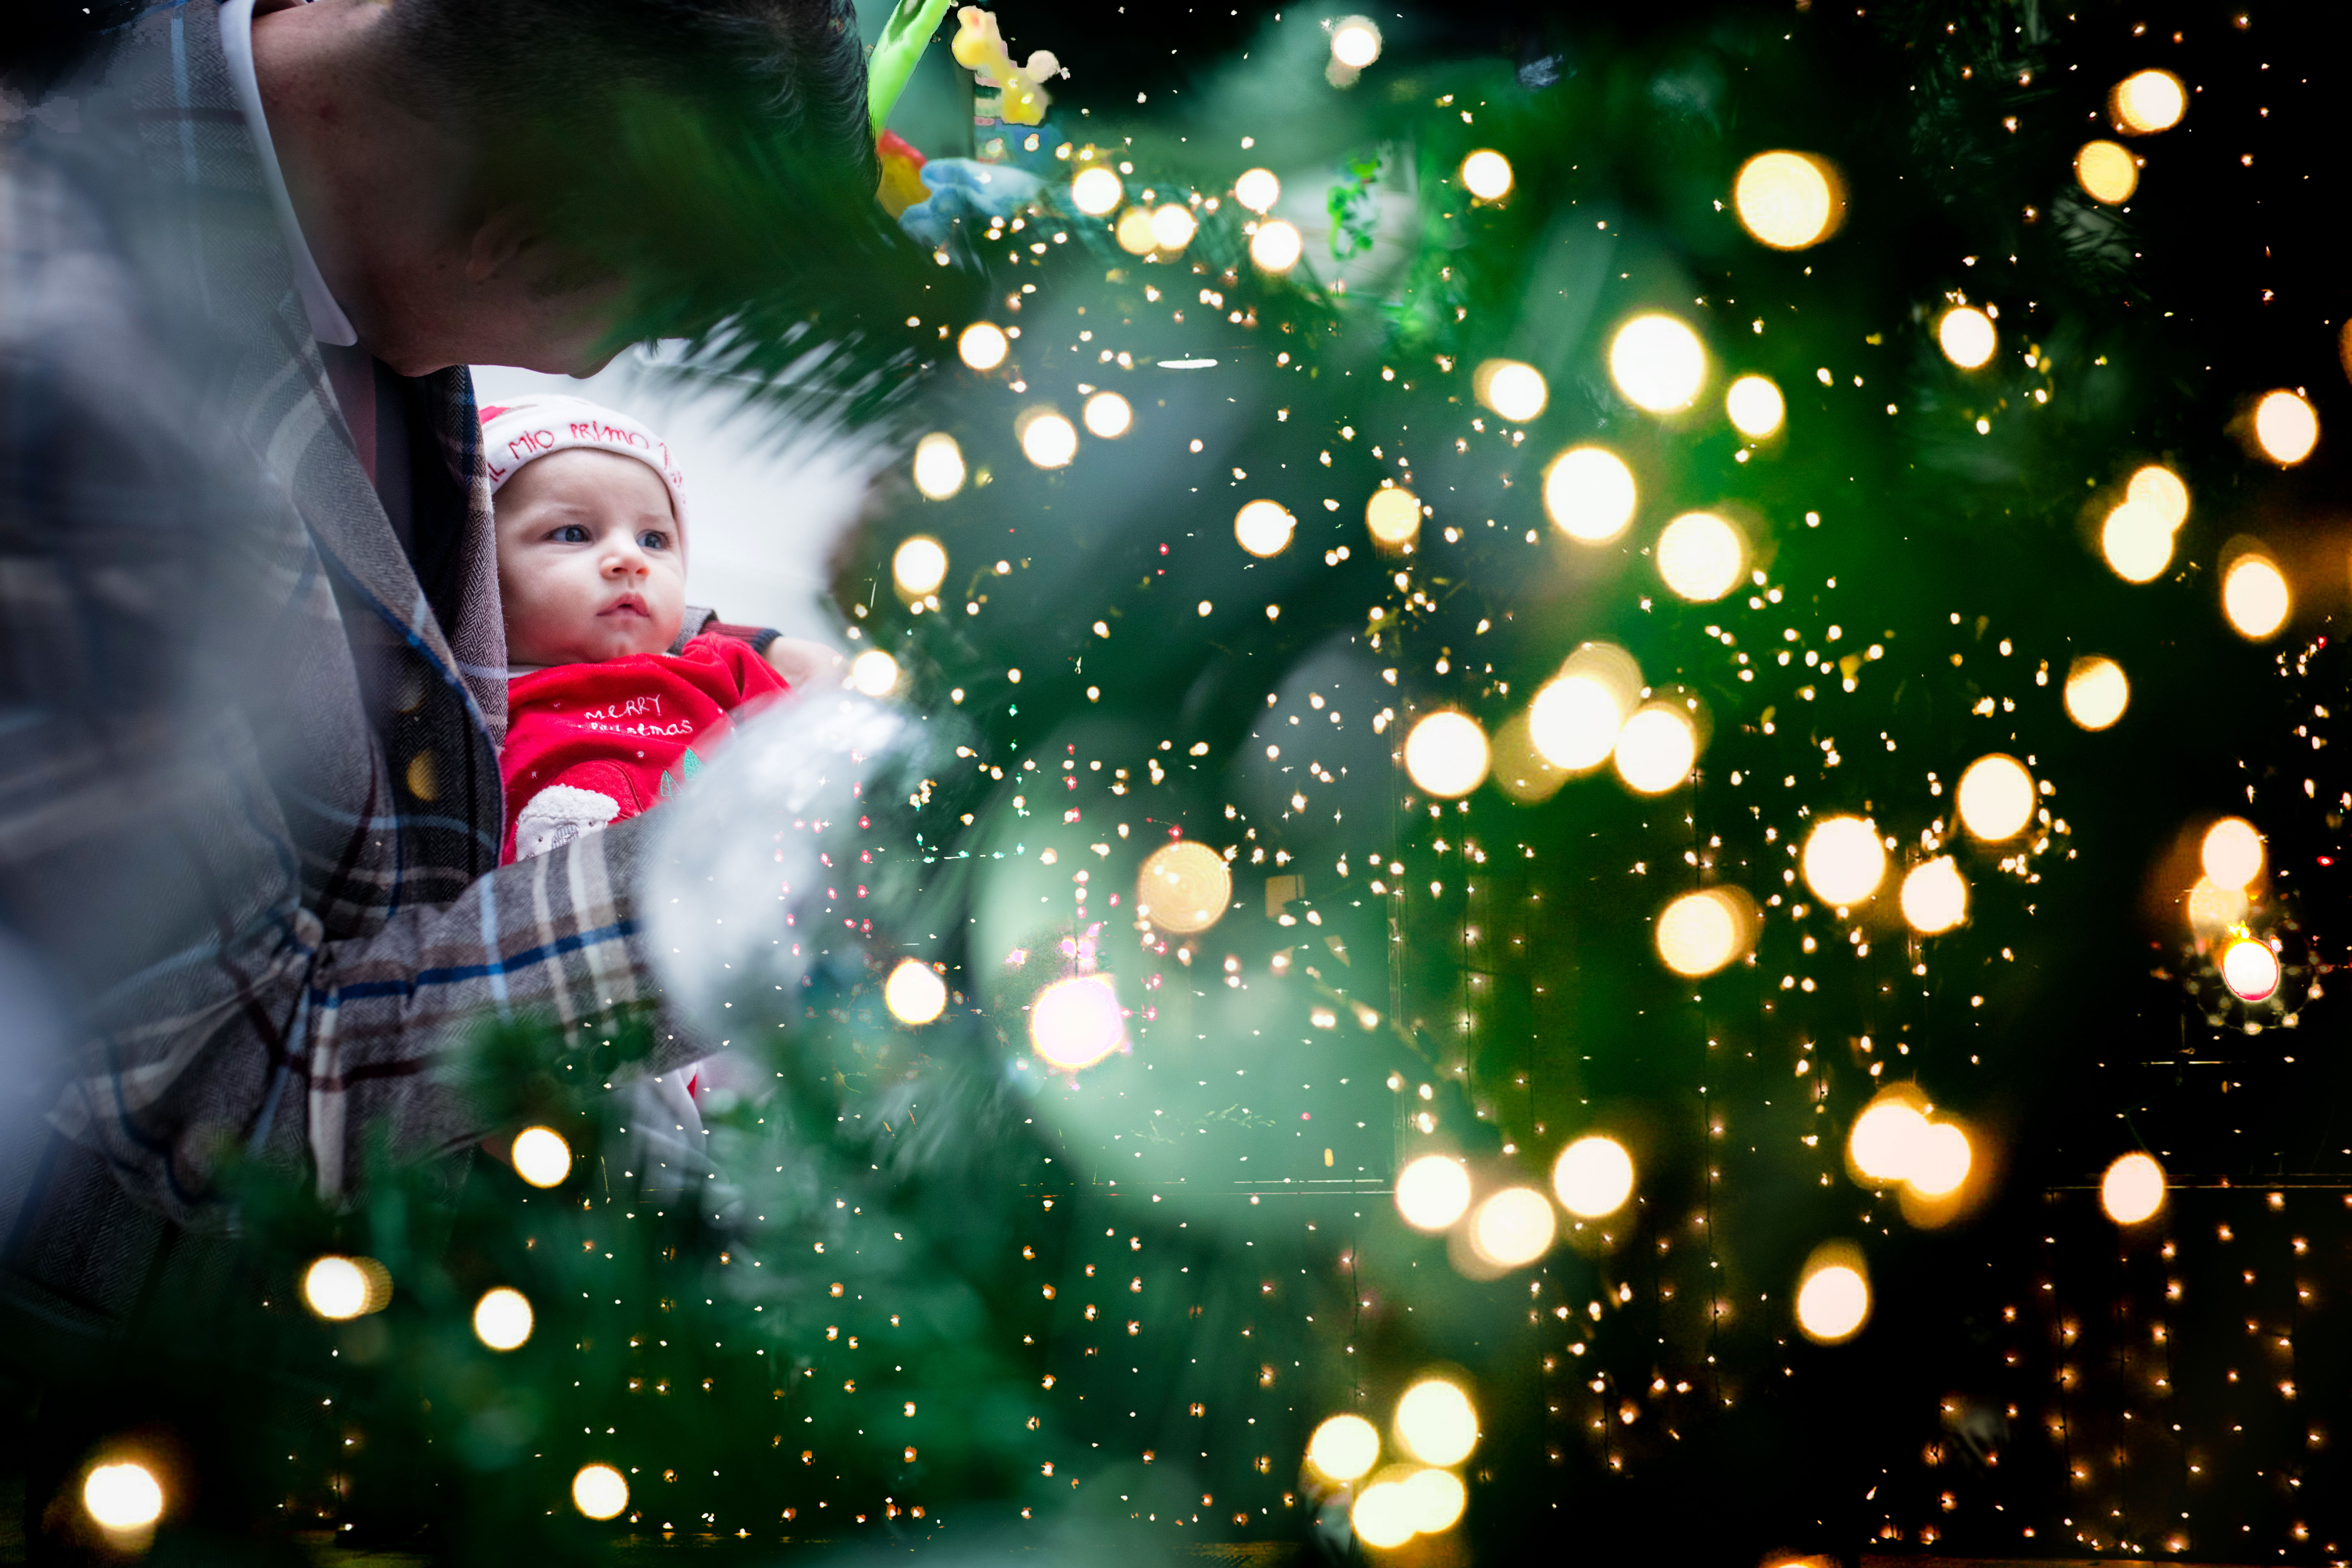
[765,637,845,691]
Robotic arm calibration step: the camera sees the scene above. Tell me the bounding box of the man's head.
[485,398,689,666]
[252,0,875,376]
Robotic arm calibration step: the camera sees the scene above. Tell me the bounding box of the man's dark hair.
[389,0,944,385]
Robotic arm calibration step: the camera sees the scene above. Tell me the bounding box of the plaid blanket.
[0,2,697,1328]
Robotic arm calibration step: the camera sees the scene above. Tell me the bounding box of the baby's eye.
[550,524,591,544]
[638,530,672,551]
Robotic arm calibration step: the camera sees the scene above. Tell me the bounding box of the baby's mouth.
[601,593,650,618]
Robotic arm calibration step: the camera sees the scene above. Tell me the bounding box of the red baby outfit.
[500,632,791,863]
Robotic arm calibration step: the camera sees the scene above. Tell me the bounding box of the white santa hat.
[478,394,688,539]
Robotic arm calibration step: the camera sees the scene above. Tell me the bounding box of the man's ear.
[464,208,538,285]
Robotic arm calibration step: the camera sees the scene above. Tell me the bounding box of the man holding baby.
[0,0,880,1333]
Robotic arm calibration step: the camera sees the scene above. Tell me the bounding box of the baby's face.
[495,449,685,666]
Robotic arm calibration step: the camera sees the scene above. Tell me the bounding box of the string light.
[2251,390,2319,464]
[1848,1095,1932,1185]
[1403,711,1490,798]
[1115,207,1158,255]
[2075,140,2138,204]
[1069,165,1123,216]
[1137,841,1232,934]
[2186,877,2249,936]
[1899,856,1969,935]
[2222,554,2290,639]
[510,1126,573,1188]
[1393,1379,1479,1467]
[911,432,966,500]
[1612,703,1697,795]
[1732,151,1842,249]
[1795,1251,1871,1344]
[1351,1481,1416,1550]
[1017,410,1078,469]
[1473,360,1546,423]
[1654,888,1754,977]
[957,321,1009,371]
[1394,1154,1473,1232]
[2111,69,2188,134]
[1655,511,1747,602]
[2063,656,2130,730]
[2200,818,2264,889]
[572,1464,629,1521]
[302,1255,390,1320]
[1306,1415,1380,1482]
[2220,937,2281,1003]
[1908,1124,1973,1199]
[473,1286,534,1351]
[1936,306,1997,369]
[1467,1187,1556,1269]
[1081,391,1133,438]
[1402,1467,1468,1534]
[1552,1135,1635,1218]
[82,1463,164,1533]
[1233,499,1296,557]
[2100,1152,2166,1225]
[1029,974,1126,1072]
[1148,203,1197,252]
[1608,315,1707,413]
[1233,168,1281,213]
[1366,486,1422,548]
[1801,816,1885,907]
[2126,464,2190,529]
[2100,498,2173,582]
[1542,446,1638,542]
[1249,220,1303,273]
[1724,374,1785,438]
[884,959,948,1025]
[1330,16,1383,68]
[1459,149,1513,201]
[1955,754,2035,842]
[848,649,901,697]
[892,535,949,597]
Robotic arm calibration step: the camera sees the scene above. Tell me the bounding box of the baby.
[483,395,794,862]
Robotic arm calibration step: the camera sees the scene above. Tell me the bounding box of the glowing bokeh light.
[2064,656,2130,730]
[1394,1154,1473,1232]
[83,1463,164,1532]
[1936,306,1997,369]
[1468,1187,1557,1268]
[1459,149,1513,201]
[1069,165,1124,216]
[1801,816,1885,907]
[2075,139,2138,204]
[2202,817,2265,890]
[957,321,1009,371]
[1233,499,1296,557]
[2100,1152,2167,1225]
[1655,889,1751,978]
[1404,711,1490,799]
[1393,1379,1479,1467]
[1233,168,1281,214]
[1732,151,1841,249]
[892,535,949,597]
[1306,1414,1381,1482]
[1029,974,1125,1072]
[1526,675,1625,773]
[303,1255,371,1321]
[572,1464,629,1521]
[1330,16,1383,68]
[1849,1098,1932,1185]
[1655,511,1747,602]
[1017,410,1078,469]
[848,649,900,697]
[1552,1135,1635,1218]
[2112,68,2187,133]
[1795,1259,1871,1343]
[1249,219,1304,273]
[2221,937,2281,1003]
[911,432,965,500]
[1725,374,1786,438]
[2187,877,2249,936]
[1612,703,1698,795]
[1081,391,1133,439]
[1909,1123,1974,1199]
[1542,446,1638,542]
[2127,464,2190,530]
[1351,1482,1416,1550]
[883,959,948,1025]
[1608,314,1707,413]
[2101,499,2174,583]
[1137,841,1233,934]
[473,1286,534,1351]
[1955,753,2036,842]
[510,1125,572,1189]
[2223,554,2291,639]
[1365,486,1422,548]
[2252,390,2319,465]
[1899,856,1969,936]
[1149,203,1197,252]
[1474,360,1547,423]
[1403,1466,1468,1534]
[1115,207,1157,255]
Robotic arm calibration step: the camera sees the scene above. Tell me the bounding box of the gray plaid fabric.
[0,2,700,1326]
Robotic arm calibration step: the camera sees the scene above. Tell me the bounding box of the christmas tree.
[19,2,2352,1563]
